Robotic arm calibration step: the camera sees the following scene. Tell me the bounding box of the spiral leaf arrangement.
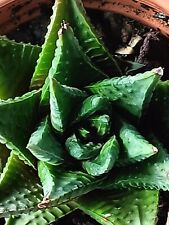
[0,0,168,224]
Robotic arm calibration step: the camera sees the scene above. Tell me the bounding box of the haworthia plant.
[0,0,168,224]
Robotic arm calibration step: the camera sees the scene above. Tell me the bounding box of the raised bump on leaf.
[41,22,107,106]
[87,68,161,118]
[0,90,41,167]
[5,202,77,225]
[0,36,41,99]
[115,118,158,166]
[38,161,106,206]
[30,0,69,89]
[27,116,65,165]
[49,78,87,133]
[82,135,119,176]
[78,190,159,225]
[0,152,43,217]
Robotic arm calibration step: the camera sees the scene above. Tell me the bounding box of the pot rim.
[0,0,169,36]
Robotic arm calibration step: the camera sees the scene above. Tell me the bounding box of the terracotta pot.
[0,0,169,36]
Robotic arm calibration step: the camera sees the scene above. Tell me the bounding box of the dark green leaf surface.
[66,134,102,160]
[78,190,159,225]
[0,152,43,217]
[0,36,41,99]
[82,136,119,176]
[38,162,106,206]
[104,144,169,191]
[50,78,87,133]
[41,23,107,106]
[0,90,40,167]
[76,95,111,122]
[116,119,158,166]
[87,69,160,118]
[27,117,65,165]
[5,202,77,225]
[30,0,69,89]
[149,80,169,147]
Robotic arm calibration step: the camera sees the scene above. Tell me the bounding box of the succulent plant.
[0,0,169,225]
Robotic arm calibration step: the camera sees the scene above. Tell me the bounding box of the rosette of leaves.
[0,0,169,225]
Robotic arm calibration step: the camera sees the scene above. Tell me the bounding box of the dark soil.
[53,210,99,225]
[2,6,169,225]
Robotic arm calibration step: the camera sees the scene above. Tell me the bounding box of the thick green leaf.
[82,136,119,176]
[30,0,69,89]
[116,118,158,166]
[0,152,43,217]
[49,78,87,133]
[41,22,107,106]
[27,116,65,165]
[69,0,121,75]
[76,95,111,122]
[38,161,106,207]
[5,202,77,225]
[87,69,161,118]
[89,114,111,136]
[78,190,159,225]
[0,36,41,99]
[149,80,169,147]
[0,90,40,167]
[66,133,102,160]
[104,143,169,191]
